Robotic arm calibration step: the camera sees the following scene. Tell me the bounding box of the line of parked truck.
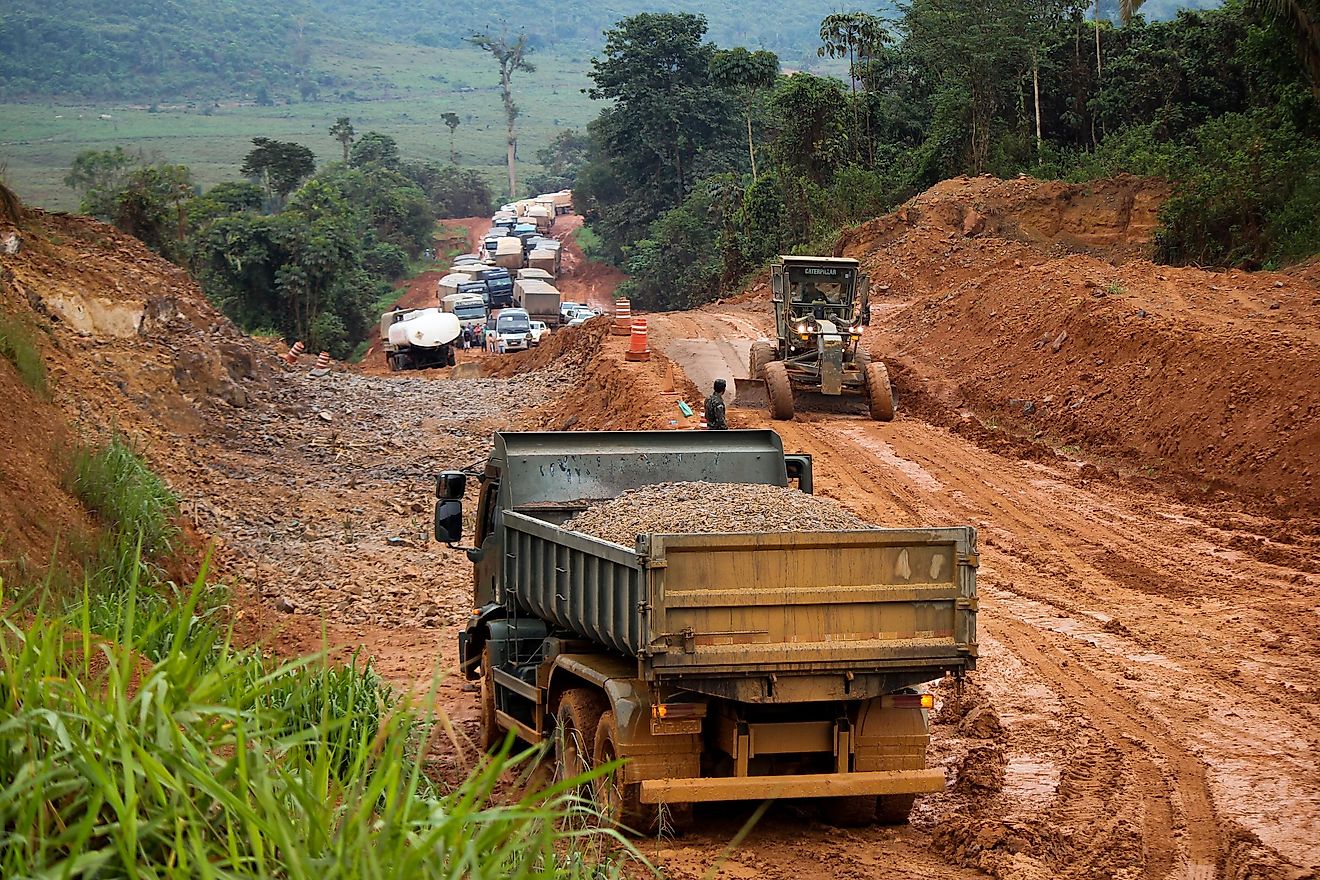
[381,191,603,370]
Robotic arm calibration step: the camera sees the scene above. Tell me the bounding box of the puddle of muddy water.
[1002,754,1062,810]
[842,429,946,491]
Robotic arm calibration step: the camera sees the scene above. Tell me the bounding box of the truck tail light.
[652,702,706,720]
[881,694,935,709]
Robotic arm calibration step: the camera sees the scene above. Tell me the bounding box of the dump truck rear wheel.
[477,646,498,751]
[555,689,607,787]
[822,795,877,827]
[749,341,776,380]
[446,346,457,367]
[865,362,895,422]
[765,361,795,421]
[593,710,660,835]
[875,794,916,825]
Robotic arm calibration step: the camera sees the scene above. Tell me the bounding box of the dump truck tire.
[446,346,457,367]
[477,646,498,751]
[875,794,916,825]
[592,710,664,835]
[823,795,877,827]
[765,361,795,421]
[749,341,776,380]
[388,353,401,372]
[555,689,607,786]
[865,362,895,422]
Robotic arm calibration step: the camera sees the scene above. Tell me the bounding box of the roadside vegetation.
[1,433,634,878]
[570,2,1320,309]
[0,309,48,397]
[62,131,492,358]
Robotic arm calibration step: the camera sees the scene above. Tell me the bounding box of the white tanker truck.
[380,307,461,371]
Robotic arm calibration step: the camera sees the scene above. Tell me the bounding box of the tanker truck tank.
[381,307,461,371]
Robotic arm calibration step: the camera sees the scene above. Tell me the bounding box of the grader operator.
[744,256,895,421]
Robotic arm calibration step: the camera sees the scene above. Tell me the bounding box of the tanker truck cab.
[435,430,978,833]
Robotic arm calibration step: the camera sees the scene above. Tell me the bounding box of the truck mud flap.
[732,377,769,409]
[638,768,946,804]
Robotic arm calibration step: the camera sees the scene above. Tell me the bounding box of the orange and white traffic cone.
[283,341,305,365]
[309,351,331,376]
[612,299,632,336]
[624,317,650,362]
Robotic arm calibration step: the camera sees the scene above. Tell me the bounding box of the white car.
[566,315,589,327]
[559,301,582,321]
[529,320,550,345]
[495,309,533,352]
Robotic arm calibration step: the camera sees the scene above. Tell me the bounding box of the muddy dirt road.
[647,302,1320,879]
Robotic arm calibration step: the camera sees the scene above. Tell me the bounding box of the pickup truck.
[435,430,978,833]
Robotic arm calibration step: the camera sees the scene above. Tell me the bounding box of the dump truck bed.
[502,511,977,698]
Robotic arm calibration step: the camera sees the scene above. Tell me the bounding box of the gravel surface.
[562,481,875,545]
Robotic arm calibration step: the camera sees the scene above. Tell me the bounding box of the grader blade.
[732,377,770,409]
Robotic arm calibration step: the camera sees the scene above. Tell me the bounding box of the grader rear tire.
[749,341,776,380]
[865,362,895,422]
[765,361,795,421]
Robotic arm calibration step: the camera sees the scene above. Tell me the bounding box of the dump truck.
[513,278,561,327]
[741,256,893,422]
[381,307,460,370]
[436,429,978,833]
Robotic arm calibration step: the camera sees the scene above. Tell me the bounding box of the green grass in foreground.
[0,309,48,397]
[0,546,638,878]
[0,41,596,210]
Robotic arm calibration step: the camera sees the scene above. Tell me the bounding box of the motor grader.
[741,256,894,421]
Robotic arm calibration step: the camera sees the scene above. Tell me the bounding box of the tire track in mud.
[993,620,1218,879]
[825,420,1225,878]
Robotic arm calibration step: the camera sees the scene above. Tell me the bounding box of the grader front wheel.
[765,361,795,421]
[865,362,895,422]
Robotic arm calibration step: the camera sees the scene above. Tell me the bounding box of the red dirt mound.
[839,175,1319,513]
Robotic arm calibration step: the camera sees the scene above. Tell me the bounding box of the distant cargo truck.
[513,278,561,327]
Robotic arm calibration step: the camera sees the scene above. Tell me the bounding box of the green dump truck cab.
[436,429,978,832]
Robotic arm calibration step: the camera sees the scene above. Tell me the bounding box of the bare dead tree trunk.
[747,110,758,182]
[1032,49,1043,160]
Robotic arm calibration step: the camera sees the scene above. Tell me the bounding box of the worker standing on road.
[705,379,729,430]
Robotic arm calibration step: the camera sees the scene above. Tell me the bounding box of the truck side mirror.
[435,500,463,544]
[436,471,467,500]
[784,455,814,495]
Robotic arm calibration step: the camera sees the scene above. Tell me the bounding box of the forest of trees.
[65,130,492,357]
[569,2,1320,310]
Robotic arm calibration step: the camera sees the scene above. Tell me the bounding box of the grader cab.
[739,256,895,421]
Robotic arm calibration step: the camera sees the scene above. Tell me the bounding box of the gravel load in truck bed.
[561,481,875,545]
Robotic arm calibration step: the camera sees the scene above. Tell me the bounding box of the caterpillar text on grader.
[737,256,895,421]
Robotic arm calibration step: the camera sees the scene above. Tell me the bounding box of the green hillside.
[0,0,1222,101]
